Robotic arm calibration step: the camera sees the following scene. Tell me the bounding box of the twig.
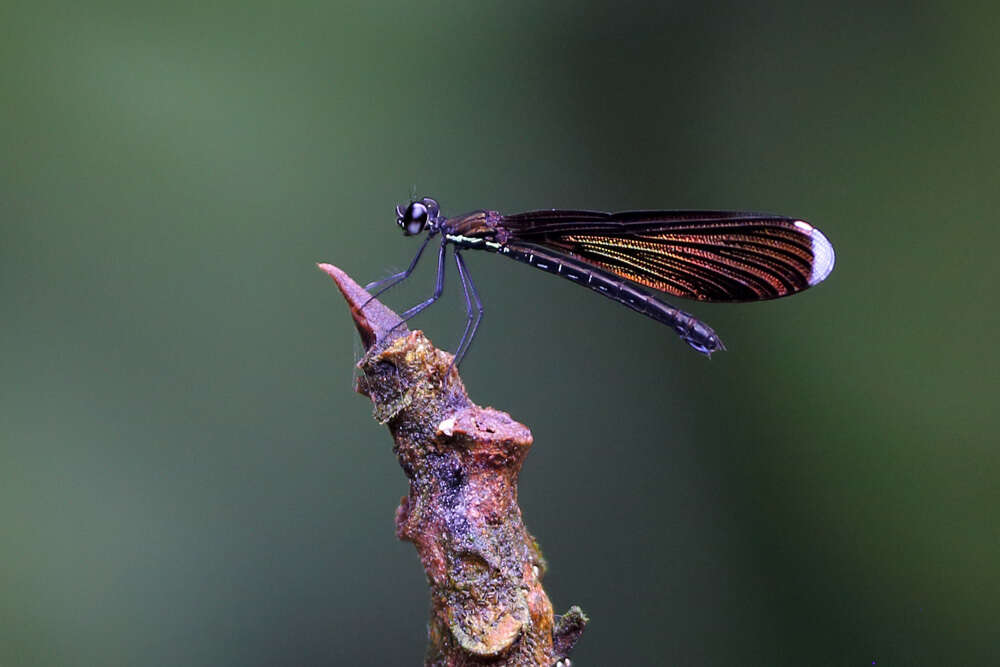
[319,263,587,666]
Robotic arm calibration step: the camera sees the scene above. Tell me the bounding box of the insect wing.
[501,210,834,302]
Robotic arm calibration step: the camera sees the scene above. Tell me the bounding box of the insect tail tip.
[685,338,725,357]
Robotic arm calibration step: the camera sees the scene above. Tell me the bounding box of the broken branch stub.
[318,263,586,666]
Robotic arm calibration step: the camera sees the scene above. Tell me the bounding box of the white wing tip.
[794,220,835,286]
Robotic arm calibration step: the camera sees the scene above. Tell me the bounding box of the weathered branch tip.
[319,262,586,666]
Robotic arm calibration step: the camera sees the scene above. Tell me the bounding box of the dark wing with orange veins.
[500,209,835,302]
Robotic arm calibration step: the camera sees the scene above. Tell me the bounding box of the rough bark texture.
[319,263,586,666]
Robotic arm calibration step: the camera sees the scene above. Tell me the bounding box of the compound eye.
[402,202,428,235]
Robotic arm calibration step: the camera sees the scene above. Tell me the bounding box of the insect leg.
[362,232,434,306]
[392,239,447,327]
[451,250,483,369]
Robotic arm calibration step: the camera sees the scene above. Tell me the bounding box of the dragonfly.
[365,197,835,368]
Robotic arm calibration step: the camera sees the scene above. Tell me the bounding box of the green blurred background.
[3,1,998,665]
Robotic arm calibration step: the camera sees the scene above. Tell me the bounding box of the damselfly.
[366,197,835,367]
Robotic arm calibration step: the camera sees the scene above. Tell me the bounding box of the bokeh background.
[3,1,998,665]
